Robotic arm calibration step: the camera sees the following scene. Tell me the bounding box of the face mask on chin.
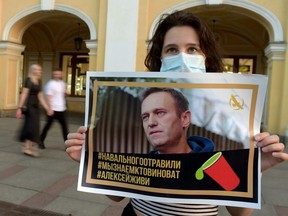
[160,52,206,73]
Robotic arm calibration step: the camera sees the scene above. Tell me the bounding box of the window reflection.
[62,54,89,97]
[223,56,256,74]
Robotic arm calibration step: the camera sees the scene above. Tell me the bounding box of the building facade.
[0,0,287,136]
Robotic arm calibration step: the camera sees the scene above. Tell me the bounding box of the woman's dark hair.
[144,11,224,72]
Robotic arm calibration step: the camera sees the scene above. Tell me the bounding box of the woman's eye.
[166,47,178,54]
[187,47,197,54]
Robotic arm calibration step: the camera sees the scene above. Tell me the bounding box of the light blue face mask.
[160,52,206,73]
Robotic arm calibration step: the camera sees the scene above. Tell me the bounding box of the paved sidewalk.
[0,115,287,216]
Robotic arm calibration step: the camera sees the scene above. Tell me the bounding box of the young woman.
[17,64,52,157]
[145,11,224,73]
[65,11,288,216]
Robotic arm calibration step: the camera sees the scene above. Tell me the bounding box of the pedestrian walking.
[40,68,69,149]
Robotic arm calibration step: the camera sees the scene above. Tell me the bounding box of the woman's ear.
[182,110,191,128]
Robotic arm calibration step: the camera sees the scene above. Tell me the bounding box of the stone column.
[264,42,286,133]
[85,39,98,71]
[0,41,25,117]
[104,0,139,72]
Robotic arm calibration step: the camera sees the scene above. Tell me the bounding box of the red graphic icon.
[195,152,240,191]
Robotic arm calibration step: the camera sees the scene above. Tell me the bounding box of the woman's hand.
[255,132,288,172]
[65,126,87,162]
[16,108,22,119]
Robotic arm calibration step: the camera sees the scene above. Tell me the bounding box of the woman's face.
[33,65,42,78]
[161,26,205,58]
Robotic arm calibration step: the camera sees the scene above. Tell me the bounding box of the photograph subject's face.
[141,92,184,150]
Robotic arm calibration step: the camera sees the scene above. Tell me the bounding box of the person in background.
[65,11,288,215]
[39,68,69,149]
[16,64,52,157]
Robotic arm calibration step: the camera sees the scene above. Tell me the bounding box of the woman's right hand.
[65,126,87,162]
[16,108,22,119]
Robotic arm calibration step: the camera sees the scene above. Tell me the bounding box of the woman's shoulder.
[24,77,32,87]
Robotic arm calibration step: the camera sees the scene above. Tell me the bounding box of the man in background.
[40,68,69,149]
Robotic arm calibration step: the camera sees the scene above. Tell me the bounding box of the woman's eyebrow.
[163,43,200,48]
[162,43,178,48]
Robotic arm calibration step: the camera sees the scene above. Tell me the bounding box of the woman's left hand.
[255,132,288,172]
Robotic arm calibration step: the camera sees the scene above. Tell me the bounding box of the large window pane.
[61,54,89,97]
[223,58,234,72]
[239,58,253,74]
[222,56,255,74]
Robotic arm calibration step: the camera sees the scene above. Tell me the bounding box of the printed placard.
[78,72,268,209]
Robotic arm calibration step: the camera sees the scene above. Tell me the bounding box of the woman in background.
[16,64,52,157]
